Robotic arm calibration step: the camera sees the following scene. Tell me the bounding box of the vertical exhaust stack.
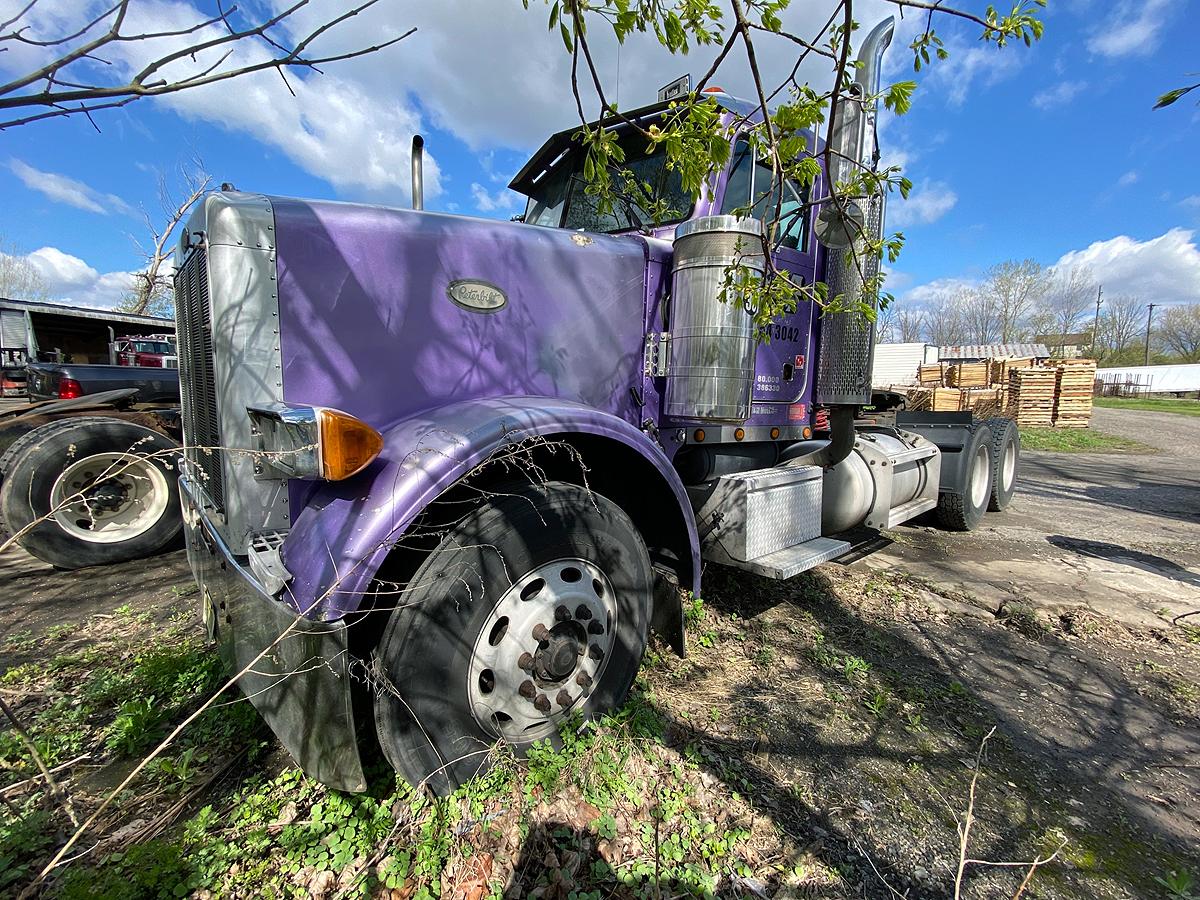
[815,17,894,407]
[411,135,425,211]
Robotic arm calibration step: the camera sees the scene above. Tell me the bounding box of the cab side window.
[719,139,811,252]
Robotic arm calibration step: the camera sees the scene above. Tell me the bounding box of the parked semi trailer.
[174,19,1019,793]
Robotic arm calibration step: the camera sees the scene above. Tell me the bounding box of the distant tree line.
[877,260,1200,365]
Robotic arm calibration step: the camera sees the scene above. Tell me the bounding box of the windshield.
[132,341,172,354]
[523,127,692,233]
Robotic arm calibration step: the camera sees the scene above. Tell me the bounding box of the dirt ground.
[1,405,1198,897]
[873,407,1200,631]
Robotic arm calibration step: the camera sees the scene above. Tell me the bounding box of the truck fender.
[278,397,699,648]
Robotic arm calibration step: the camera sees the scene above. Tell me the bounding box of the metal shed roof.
[939,343,1049,361]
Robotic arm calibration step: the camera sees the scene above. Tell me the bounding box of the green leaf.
[560,21,573,52]
[1154,84,1199,109]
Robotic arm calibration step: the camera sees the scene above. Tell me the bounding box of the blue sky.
[0,0,1197,310]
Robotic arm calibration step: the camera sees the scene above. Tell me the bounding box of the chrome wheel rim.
[969,443,991,509]
[467,557,617,743]
[50,452,169,544]
[1001,438,1017,492]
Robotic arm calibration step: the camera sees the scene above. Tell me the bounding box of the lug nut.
[518,652,534,671]
[519,679,536,699]
[555,605,571,621]
[534,694,552,713]
[556,690,573,708]
[575,604,592,620]
[575,672,593,688]
[588,620,604,635]
[532,623,550,642]
[589,644,604,661]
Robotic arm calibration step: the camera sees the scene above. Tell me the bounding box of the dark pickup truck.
[26,361,179,403]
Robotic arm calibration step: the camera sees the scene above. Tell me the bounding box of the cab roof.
[508,91,761,196]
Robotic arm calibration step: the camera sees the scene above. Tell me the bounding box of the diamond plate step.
[710,536,852,580]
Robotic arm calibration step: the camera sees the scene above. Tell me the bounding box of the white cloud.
[1180,195,1200,210]
[1117,170,1139,187]
[1050,229,1200,306]
[2,245,137,308]
[1031,80,1087,111]
[1087,0,1172,58]
[469,183,519,213]
[9,160,134,216]
[0,1,442,204]
[926,41,1024,108]
[889,180,958,227]
[899,276,979,306]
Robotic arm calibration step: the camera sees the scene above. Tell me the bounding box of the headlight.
[247,403,383,481]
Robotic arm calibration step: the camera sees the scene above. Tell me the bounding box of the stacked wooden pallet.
[1051,359,1098,428]
[1007,368,1057,427]
[918,364,946,385]
[990,357,1034,385]
[946,361,991,388]
[908,387,966,411]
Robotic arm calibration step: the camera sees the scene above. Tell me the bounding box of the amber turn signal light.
[318,408,384,480]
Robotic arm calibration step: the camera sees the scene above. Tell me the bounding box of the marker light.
[318,408,384,480]
[702,86,726,93]
[247,403,383,482]
[57,377,83,399]
[734,428,745,441]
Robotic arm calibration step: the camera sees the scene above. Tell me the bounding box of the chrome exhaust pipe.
[411,134,425,211]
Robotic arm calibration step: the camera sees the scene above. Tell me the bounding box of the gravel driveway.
[870,406,1200,630]
[1091,404,1200,457]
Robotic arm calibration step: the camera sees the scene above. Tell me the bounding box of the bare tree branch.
[0,0,416,130]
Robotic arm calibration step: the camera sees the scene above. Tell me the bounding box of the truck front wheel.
[371,480,653,794]
[0,417,182,568]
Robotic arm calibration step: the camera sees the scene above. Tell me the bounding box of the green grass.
[1093,396,1200,417]
[1019,427,1155,453]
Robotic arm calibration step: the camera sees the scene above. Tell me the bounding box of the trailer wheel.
[372,480,653,794]
[935,423,993,532]
[983,417,1019,511]
[0,418,182,568]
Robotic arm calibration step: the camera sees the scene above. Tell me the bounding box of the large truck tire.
[983,416,1020,511]
[372,480,653,794]
[0,417,182,568]
[935,423,994,532]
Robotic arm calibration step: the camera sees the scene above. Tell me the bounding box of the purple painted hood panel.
[278,396,700,621]
[272,199,652,431]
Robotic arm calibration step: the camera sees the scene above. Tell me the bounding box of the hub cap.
[467,557,617,742]
[969,442,991,509]
[1001,438,1017,491]
[49,452,169,544]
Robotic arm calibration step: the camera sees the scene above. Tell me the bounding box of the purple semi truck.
[175,19,1019,792]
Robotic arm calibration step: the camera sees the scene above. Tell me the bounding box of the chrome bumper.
[180,475,366,791]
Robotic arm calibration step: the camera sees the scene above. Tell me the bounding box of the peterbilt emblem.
[447,280,507,313]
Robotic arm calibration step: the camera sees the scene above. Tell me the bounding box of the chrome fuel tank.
[664,216,764,423]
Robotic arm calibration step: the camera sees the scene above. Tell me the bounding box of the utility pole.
[1091,284,1102,358]
[1144,302,1157,366]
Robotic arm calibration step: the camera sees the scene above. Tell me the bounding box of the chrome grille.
[173,248,224,508]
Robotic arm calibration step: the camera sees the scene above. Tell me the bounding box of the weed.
[3,629,34,652]
[1156,869,1198,900]
[683,593,704,628]
[842,654,871,683]
[864,690,890,719]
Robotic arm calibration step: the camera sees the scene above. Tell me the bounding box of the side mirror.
[813,200,865,249]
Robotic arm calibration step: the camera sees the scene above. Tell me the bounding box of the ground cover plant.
[2,558,1198,898]
[1017,427,1154,453]
[1093,397,1200,418]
